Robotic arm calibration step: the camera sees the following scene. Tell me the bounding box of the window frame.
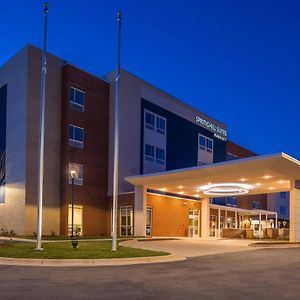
[68,162,84,186]
[120,206,133,237]
[198,134,214,154]
[69,87,85,111]
[69,124,84,148]
[156,147,165,164]
[144,109,167,135]
[145,144,155,162]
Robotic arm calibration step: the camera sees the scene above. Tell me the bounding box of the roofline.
[227,140,257,156]
[126,152,299,182]
[105,68,227,129]
[63,63,109,84]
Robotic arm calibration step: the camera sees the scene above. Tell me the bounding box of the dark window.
[145,144,155,161]
[252,201,261,209]
[145,111,155,130]
[70,87,85,111]
[156,148,165,164]
[69,125,84,148]
[156,116,166,134]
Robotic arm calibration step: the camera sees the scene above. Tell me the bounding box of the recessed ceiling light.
[279,180,284,184]
[269,187,274,190]
[240,178,247,182]
[178,185,183,189]
[263,175,272,179]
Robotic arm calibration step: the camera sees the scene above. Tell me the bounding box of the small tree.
[0,151,5,186]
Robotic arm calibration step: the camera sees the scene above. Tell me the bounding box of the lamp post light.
[70,170,78,249]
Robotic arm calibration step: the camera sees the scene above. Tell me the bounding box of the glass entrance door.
[146,207,152,237]
[120,206,133,237]
[188,209,200,237]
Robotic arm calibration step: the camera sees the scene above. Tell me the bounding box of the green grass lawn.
[0,241,168,259]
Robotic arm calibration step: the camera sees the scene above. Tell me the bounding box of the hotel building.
[0,45,298,241]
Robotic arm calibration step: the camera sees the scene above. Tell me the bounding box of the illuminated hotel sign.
[195,116,227,141]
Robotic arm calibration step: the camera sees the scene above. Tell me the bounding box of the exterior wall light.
[199,183,253,197]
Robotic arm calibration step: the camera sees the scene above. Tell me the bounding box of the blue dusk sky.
[1,0,300,159]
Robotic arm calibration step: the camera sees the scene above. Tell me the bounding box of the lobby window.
[145,144,155,162]
[69,124,84,148]
[68,205,83,236]
[70,87,85,111]
[120,206,133,237]
[68,163,83,185]
[156,147,165,164]
[252,201,261,209]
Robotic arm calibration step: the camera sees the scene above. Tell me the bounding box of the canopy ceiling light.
[199,183,253,196]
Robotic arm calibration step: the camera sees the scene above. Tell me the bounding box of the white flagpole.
[112,11,122,251]
[35,2,48,251]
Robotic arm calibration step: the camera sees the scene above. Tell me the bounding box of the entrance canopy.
[126,153,300,198]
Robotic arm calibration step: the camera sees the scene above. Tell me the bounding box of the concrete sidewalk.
[122,238,256,258]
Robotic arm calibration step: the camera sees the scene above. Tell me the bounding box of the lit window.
[120,206,133,237]
[68,163,83,185]
[145,144,155,161]
[69,124,84,148]
[68,205,83,236]
[156,147,165,164]
[69,87,85,111]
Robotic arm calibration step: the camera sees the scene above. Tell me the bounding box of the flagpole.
[35,2,48,251]
[112,11,122,251]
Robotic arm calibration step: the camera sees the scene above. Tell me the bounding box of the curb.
[249,243,300,249]
[0,255,185,267]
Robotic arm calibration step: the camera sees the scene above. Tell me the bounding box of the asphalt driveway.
[0,248,300,299]
[122,238,255,257]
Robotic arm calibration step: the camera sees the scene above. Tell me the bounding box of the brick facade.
[227,140,256,159]
[60,65,110,236]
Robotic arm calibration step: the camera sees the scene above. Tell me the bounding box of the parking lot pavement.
[0,248,300,299]
[122,238,255,257]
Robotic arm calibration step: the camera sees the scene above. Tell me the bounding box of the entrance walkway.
[123,238,255,258]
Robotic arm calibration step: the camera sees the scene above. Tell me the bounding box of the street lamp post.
[70,170,78,248]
